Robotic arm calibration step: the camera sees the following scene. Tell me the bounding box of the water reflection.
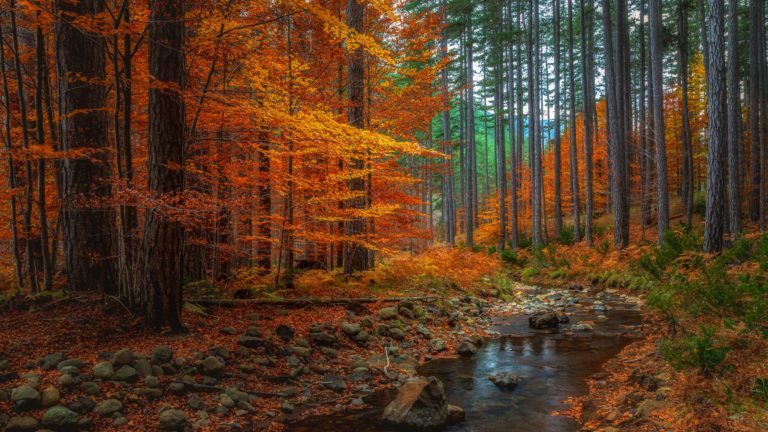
[289,304,641,432]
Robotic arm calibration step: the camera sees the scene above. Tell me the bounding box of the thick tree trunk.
[56,0,118,293]
[748,0,762,225]
[344,0,369,273]
[639,0,649,238]
[650,0,669,243]
[141,0,186,330]
[726,0,741,237]
[703,0,726,253]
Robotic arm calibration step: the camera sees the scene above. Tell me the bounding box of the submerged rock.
[528,312,560,329]
[488,372,519,389]
[382,376,448,429]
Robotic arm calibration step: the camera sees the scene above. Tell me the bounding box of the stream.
[289,294,642,432]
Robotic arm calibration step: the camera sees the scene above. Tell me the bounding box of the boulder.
[92,362,114,380]
[382,376,447,429]
[237,336,264,349]
[11,386,40,411]
[528,312,560,329]
[41,386,61,408]
[276,324,295,341]
[152,346,174,364]
[111,349,133,367]
[41,405,79,430]
[341,322,362,337]
[4,416,39,432]
[158,409,187,430]
[447,404,465,424]
[488,372,519,389]
[378,307,398,320]
[321,374,346,392]
[114,365,139,382]
[39,352,65,371]
[456,340,477,356]
[199,356,225,376]
[94,399,123,417]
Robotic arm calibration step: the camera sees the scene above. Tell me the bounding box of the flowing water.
[290,299,642,432]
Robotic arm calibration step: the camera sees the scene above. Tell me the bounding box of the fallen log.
[187,295,439,307]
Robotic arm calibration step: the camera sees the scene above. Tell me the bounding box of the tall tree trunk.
[441,0,455,245]
[465,7,476,247]
[344,0,369,273]
[639,0,651,236]
[580,0,594,245]
[679,1,694,228]
[567,0,580,242]
[0,20,23,290]
[553,0,563,235]
[507,0,519,248]
[726,0,741,237]
[703,0,726,253]
[56,0,118,293]
[141,0,185,330]
[494,33,507,252]
[748,0,762,225]
[650,0,669,243]
[34,22,52,292]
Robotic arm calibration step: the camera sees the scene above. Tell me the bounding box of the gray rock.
[94,399,123,417]
[56,359,85,370]
[382,376,447,429]
[41,386,60,407]
[4,416,39,432]
[321,374,347,392]
[219,327,237,335]
[378,307,398,320]
[341,322,362,337]
[309,331,337,346]
[139,388,163,400]
[488,372,519,389]
[290,346,311,358]
[39,352,65,371]
[152,346,174,364]
[354,331,371,344]
[159,409,187,430]
[92,362,114,380]
[430,339,446,353]
[389,327,405,340]
[133,358,153,376]
[111,349,133,367]
[528,312,561,329]
[114,365,139,382]
[237,336,264,349]
[447,404,465,424]
[57,374,76,388]
[188,394,204,410]
[79,382,101,395]
[11,386,40,403]
[200,356,225,376]
[41,405,79,429]
[456,340,477,356]
[244,326,261,337]
[145,375,160,388]
[275,324,294,341]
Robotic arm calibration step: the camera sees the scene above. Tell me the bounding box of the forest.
[0,0,767,430]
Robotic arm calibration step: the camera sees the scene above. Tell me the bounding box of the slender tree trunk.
[567,0,580,242]
[580,0,594,245]
[0,20,23,290]
[749,0,762,225]
[494,36,507,252]
[703,0,726,253]
[553,0,562,235]
[34,23,52,292]
[639,0,651,236]
[441,0,455,245]
[141,0,185,330]
[679,1,694,228]
[726,0,741,237]
[650,0,669,243]
[465,7,476,247]
[507,0,519,248]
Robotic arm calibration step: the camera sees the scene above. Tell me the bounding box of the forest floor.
[1,236,767,432]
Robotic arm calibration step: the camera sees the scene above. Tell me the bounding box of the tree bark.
[726,0,741,237]
[141,0,186,330]
[679,1,694,228]
[568,0,580,242]
[55,0,118,293]
[580,0,594,245]
[553,0,563,235]
[703,0,726,253]
[650,0,669,243]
